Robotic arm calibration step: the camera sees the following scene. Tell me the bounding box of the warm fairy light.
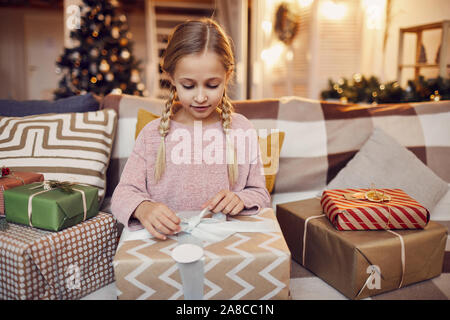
[298,0,313,7]
[261,43,284,69]
[286,50,294,61]
[320,0,347,20]
[362,0,384,29]
[262,20,273,36]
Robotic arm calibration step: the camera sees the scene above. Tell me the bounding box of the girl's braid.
[154,86,176,182]
[221,91,238,187]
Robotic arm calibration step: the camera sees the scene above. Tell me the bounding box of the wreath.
[274,2,300,45]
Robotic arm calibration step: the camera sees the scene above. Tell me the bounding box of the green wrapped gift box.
[4,182,99,231]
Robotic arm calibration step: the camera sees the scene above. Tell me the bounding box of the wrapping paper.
[0,212,118,300]
[4,182,99,231]
[0,171,44,215]
[321,189,430,230]
[113,208,291,300]
[277,198,447,300]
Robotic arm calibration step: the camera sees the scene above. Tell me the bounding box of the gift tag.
[171,243,204,263]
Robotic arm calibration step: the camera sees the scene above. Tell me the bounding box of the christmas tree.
[54,0,146,99]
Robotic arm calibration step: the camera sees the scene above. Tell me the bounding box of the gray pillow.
[0,93,99,117]
[326,127,448,211]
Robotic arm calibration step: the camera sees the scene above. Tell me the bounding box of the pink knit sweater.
[111,113,271,230]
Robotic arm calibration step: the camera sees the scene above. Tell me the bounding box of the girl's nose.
[194,91,207,104]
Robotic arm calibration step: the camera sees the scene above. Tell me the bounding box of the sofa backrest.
[101,94,450,197]
[234,97,450,194]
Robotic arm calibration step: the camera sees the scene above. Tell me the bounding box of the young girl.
[111,18,270,240]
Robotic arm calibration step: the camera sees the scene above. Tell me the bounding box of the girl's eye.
[207,84,219,89]
[182,84,194,89]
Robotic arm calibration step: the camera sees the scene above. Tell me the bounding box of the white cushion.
[326,127,448,211]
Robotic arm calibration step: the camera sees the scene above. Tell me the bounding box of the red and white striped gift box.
[320,189,430,231]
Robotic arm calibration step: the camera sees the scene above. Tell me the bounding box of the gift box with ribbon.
[0,212,118,299]
[113,208,291,300]
[4,181,99,231]
[277,198,447,300]
[321,188,430,230]
[0,171,44,215]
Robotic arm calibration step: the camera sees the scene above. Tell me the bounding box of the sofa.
[2,93,449,299]
[91,93,450,299]
[100,94,450,213]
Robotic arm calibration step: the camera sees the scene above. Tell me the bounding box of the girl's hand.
[201,190,244,216]
[133,201,181,240]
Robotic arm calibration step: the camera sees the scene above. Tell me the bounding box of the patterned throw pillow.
[135,108,284,193]
[0,109,117,203]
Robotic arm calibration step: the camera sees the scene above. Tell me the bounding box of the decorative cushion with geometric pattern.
[0,109,117,203]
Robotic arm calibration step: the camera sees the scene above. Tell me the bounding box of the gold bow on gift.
[344,184,391,202]
[30,180,78,193]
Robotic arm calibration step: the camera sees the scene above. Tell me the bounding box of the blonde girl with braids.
[111,18,270,240]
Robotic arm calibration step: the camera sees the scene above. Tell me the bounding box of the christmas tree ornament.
[111,27,120,39]
[90,77,97,84]
[90,63,97,73]
[121,50,130,60]
[120,38,128,46]
[131,69,140,83]
[106,72,114,81]
[110,54,118,62]
[90,48,99,58]
[99,60,110,72]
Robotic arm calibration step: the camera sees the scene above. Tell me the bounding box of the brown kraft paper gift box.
[276,198,447,300]
[113,208,291,300]
[0,171,44,215]
[0,212,118,299]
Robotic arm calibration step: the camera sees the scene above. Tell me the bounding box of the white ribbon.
[302,214,326,266]
[355,230,406,298]
[27,184,87,228]
[122,209,279,244]
[301,210,406,299]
